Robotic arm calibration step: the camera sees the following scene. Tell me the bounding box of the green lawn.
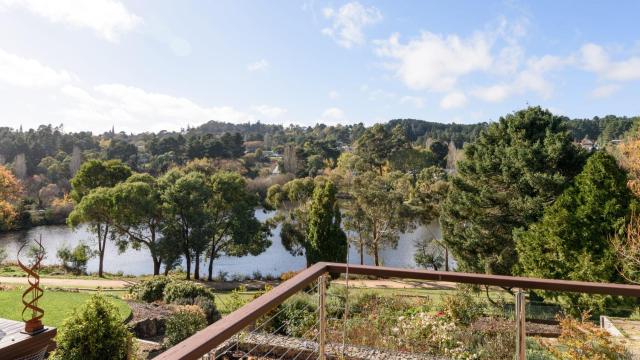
[0,288,131,328]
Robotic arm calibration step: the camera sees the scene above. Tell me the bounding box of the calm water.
[0,210,445,277]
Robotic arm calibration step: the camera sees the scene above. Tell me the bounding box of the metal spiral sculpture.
[17,235,45,333]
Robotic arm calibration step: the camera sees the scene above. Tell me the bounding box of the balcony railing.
[156,262,640,360]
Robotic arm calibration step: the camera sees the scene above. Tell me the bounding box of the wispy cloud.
[440,91,467,109]
[322,1,382,48]
[62,84,254,132]
[590,84,620,99]
[581,43,640,82]
[253,105,287,119]
[0,0,141,42]
[247,59,269,72]
[0,48,75,88]
[399,95,425,109]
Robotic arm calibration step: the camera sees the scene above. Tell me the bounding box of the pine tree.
[515,151,634,313]
[306,181,347,265]
[440,107,586,275]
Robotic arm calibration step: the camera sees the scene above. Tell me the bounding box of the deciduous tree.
[350,171,414,266]
[68,160,131,276]
[160,170,211,279]
[205,172,270,281]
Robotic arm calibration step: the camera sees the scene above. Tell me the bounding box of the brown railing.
[156,262,640,360]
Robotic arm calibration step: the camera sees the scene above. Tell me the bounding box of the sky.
[0,0,639,133]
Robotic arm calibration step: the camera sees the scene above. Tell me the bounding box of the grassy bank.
[0,287,131,327]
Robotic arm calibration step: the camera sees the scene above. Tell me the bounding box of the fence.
[156,262,640,360]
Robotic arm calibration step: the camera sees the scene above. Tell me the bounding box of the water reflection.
[0,210,447,277]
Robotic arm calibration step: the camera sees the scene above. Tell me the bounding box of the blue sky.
[0,0,639,133]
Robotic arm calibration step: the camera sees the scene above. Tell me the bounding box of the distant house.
[579,137,595,152]
[243,140,264,153]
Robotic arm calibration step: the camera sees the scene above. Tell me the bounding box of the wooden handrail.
[156,262,327,360]
[325,263,640,297]
[157,262,640,359]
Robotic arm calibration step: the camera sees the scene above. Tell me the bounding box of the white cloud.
[253,105,287,119]
[580,43,640,81]
[0,48,75,88]
[472,84,511,102]
[322,1,382,48]
[322,107,344,119]
[59,84,254,132]
[0,0,141,42]
[360,84,396,100]
[439,91,467,109]
[399,95,425,108]
[328,90,340,99]
[247,59,269,72]
[472,55,572,102]
[590,84,620,99]
[374,31,493,92]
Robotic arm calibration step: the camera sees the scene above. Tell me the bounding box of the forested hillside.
[0,113,636,232]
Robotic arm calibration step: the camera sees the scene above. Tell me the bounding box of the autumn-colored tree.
[0,165,22,230]
[617,136,640,197]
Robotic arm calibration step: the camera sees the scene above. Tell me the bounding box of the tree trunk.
[98,247,105,277]
[373,243,380,266]
[163,264,170,276]
[152,257,161,276]
[194,252,200,280]
[185,252,191,280]
[207,247,216,281]
[97,224,108,278]
[358,234,364,265]
[444,246,449,272]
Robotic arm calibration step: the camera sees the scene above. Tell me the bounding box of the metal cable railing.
[157,262,640,360]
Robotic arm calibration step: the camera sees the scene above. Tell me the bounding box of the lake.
[0,210,446,277]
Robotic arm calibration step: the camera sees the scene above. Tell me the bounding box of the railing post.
[319,273,327,360]
[515,288,526,360]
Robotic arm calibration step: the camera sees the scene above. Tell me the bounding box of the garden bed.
[214,333,446,360]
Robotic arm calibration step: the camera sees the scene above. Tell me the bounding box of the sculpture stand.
[17,236,45,335]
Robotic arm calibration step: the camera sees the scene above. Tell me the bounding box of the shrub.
[163,280,215,303]
[57,243,94,275]
[224,285,251,313]
[547,314,632,359]
[0,246,6,265]
[131,276,172,302]
[280,270,299,282]
[194,295,221,324]
[171,296,221,324]
[252,270,263,280]
[51,295,135,360]
[216,270,229,281]
[164,306,207,347]
[441,291,485,325]
[274,293,317,337]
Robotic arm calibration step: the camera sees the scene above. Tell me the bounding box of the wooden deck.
[0,318,56,359]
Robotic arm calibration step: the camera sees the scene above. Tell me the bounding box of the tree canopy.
[306,181,347,264]
[515,151,634,312]
[440,107,586,275]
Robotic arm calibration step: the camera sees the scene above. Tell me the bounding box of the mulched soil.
[126,300,175,323]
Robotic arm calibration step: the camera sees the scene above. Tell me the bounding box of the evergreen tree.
[515,151,634,313]
[306,181,347,264]
[440,107,585,275]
